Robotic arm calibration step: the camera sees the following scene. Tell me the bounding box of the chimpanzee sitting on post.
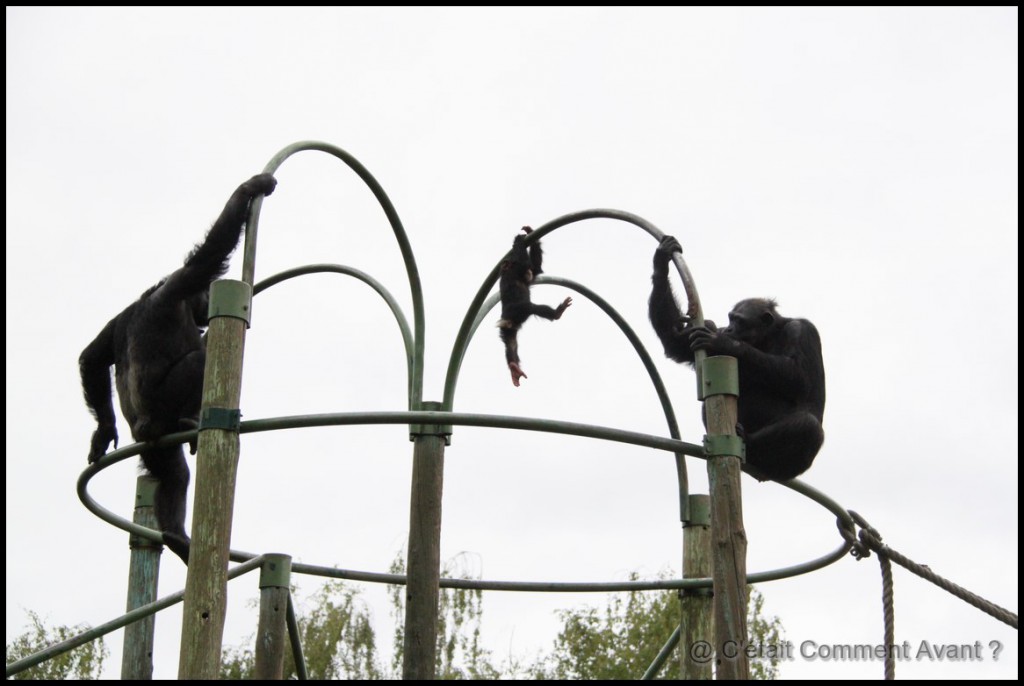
[649,235,826,481]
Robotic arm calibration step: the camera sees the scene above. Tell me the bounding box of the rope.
[878,550,895,680]
[839,513,895,679]
[838,511,1019,629]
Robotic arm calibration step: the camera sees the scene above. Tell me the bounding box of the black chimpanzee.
[649,235,826,481]
[79,173,277,563]
[498,226,573,387]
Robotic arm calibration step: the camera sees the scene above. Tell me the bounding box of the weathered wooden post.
[121,476,161,680]
[701,355,749,679]
[178,279,251,679]
[403,402,450,679]
[681,493,713,679]
[254,554,292,679]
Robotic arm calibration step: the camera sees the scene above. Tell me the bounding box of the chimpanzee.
[649,235,826,481]
[497,226,573,387]
[79,173,277,563]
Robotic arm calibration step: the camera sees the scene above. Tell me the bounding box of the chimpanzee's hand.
[242,173,277,198]
[88,424,118,464]
[654,235,682,266]
[673,317,716,337]
[521,225,533,235]
[688,326,738,355]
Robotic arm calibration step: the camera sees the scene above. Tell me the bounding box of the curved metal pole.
[253,264,416,408]
[462,275,690,519]
[78,410,853,592]
[440,209,704,522]
[258,412,702,454]
[251,141,426,409]
[443,208,703,410]
[283,535,850,591]
[4,556,266,679]
[77,411,705,547]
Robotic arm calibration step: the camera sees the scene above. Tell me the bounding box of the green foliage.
[532,573,783,680]
[747,585,784,680]
[5,610,108,680]
[533,572,679,680]
[220,562,784,680]
[387,553,499,680]
[220,580,383,680]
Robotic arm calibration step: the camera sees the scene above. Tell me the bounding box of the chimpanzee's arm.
[528,239,543,277]
[649,236,695,364]
[79,316,119,462]
[529,297,573,321]
[156,173,276,305]
[698,320,821,401]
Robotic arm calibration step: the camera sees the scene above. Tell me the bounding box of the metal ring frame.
[78,140,854,596]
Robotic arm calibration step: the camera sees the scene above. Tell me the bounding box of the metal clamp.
[208,279,253,326]
[703,434,746,461]
[199,407,242,432]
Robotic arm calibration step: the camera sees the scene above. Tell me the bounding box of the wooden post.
[121,476,161,680]
[681,494,713,680]
[179,280,250,679]
[402,402,448,680]
[254,554,292,680]
[702,355,749,680]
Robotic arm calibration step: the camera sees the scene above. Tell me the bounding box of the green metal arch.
[457,275,692,521]
[250,141,427,409]
[443,209,704,413]
[252,264,416,409]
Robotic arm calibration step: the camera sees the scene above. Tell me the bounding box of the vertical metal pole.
[254,554,292,680]
[285,594,309,681]
[179,280,250,679]
[680,494,713,680]
[402,401,449,680]
[702,356,749,680]
[121,476,161,680]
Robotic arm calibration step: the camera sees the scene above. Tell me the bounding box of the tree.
[532,572,784,680]
[5,610,108,680]
[220,562,784,680]
[220,580,383,680]
[387,553,500,680]
[221,553,502,680]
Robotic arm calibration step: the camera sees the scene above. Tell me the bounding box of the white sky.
[6,6,1018,680]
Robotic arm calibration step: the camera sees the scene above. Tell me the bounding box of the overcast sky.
[6,7,1018,680]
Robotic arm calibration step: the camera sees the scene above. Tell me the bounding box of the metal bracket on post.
[703,434,746,462]
[199,407,242,433]
[699,354,739,400]
[208,279,253,327]
[259,554,292,590]
[684,493,711,528]
[409,400,452,446]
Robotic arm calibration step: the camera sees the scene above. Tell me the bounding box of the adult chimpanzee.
[497,226,572,387]
[79,173,277,563]
[649,235,826,481]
